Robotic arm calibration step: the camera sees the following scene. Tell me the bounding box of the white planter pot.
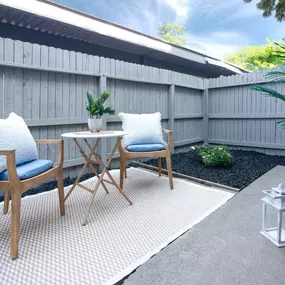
[88,118,103,132]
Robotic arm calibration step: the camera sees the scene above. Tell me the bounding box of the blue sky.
[54,0,284,59]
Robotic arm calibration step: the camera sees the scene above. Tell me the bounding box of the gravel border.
[1,149,285,203]
[144,150,285,189]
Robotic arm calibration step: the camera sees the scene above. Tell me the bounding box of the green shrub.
[191,145,232,167]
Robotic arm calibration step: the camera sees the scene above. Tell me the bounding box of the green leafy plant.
[191,145,232,167]
[86,91,115,119]
[250,40,285,128]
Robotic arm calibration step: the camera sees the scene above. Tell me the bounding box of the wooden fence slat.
[39,44,48,160]
[169,84,175,152]
[203,80,209,144]
[0,68,3,118]
[0,38,4,62]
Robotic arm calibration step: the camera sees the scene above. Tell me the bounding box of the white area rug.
[0,168,234,285]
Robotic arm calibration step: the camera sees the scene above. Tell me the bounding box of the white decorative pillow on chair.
[0,113,38,173]
[118,112,166,149]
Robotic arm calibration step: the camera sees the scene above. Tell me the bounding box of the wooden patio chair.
[0,140,65,259]
[118,129,174,190]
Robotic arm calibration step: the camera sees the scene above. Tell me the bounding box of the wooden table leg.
[65,138,109,201]
[82,140,133,226]
[83,139,109,194]
[97,142,133,205]
[64,161,89,201]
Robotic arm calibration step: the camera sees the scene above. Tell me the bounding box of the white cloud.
[186,0,261,24]
[207,0,261,24]
[157,0,190,24]
[104,0,160,35]
[185,31,249,59]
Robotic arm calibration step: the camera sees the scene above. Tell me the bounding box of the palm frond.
[266,71,285,82]
[277,119,285,128]
[250,84,285,101]
[275,42,285,51]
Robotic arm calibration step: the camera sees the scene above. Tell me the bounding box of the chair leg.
[3,191,10,214]
[158,157,162,177]
[57,173,65,216]
[120,157,126,190]
[166,153,174,190]
[10,190,21,260]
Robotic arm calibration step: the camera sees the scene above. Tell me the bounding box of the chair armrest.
[0,150,15,155]
[162,129,173,151]
[0,149,20,182]
[35,140,64,166]
[35,140,62,145]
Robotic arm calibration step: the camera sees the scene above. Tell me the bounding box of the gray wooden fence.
[0,37,205,178]
[207,71,285,156]
[1,37,285,179]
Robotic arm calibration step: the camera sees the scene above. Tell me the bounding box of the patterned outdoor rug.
[0,167,234,285]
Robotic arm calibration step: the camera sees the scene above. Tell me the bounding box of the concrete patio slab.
[124,165,285,285]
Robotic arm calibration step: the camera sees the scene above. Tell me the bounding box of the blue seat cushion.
[0,159,54,181]
[127,143,166,152]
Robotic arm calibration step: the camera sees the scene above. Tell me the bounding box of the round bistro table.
[61,130,132,225]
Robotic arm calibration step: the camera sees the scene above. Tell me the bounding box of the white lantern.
[261,183,285,247]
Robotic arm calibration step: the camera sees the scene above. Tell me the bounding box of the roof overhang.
[0,0,245,77]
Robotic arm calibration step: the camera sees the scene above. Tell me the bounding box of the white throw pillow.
[118,112,166,149]
[0,113,38,173]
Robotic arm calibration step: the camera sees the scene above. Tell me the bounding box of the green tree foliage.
[250,40,285,128]
[244,0,285,22]
[158,21,186,46]
[225,39,283,71]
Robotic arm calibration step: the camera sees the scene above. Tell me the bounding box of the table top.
[61,130,127,139]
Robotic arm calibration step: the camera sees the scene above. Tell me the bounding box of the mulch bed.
[143,150,285,189]
[1,150,285,203]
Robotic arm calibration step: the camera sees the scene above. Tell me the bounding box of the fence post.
[169,84,175,152]
[203,79,209,144]
[99,75,107,166]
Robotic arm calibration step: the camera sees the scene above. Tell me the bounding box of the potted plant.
[86,91,115,132]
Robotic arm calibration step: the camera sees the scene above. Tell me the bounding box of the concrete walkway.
[124,166,285,285]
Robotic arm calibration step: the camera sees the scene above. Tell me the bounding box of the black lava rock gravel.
[144,150,285,189]
[1,150,285,203]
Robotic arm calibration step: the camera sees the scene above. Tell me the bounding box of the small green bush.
[191,145,232,167]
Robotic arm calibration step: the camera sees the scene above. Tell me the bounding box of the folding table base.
[64,137,133,225]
